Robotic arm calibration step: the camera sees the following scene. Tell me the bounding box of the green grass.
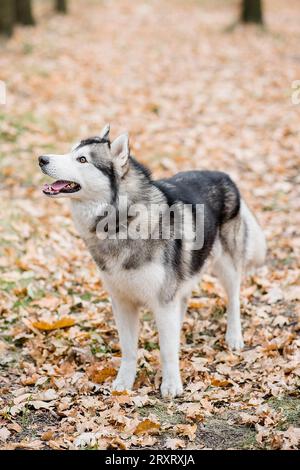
[144,341,159,352]
[138,402,185,425]
[268,396,300,429]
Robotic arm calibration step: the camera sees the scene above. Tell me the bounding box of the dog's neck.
[70,199,109,240]
[70,159,165,243]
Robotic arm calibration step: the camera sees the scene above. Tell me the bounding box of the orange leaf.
[89,367,117,384]
[32,317,75,331]
[188,299,207,309]
[21,374,38,386]
[108,437,128,450]
[134,419,160,435]
[211,378,230,387]
[201,281,216,294]
[111,390,129,396]
[41,431,54,441]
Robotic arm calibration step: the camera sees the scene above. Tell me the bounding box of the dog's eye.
[77,156,87,164]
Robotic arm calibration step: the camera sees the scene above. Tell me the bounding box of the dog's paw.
[112,376,134,392]
[226,331,244,351]
[160,378,183,399]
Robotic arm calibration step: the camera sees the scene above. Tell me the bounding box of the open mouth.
[43,180,81,196]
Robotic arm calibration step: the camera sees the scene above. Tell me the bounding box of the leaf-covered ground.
[0,0,299,450]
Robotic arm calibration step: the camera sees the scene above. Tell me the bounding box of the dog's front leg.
[154,300,183,398]
[111,297,139,392]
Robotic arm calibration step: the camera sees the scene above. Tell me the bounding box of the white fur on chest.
[102,261,165,307]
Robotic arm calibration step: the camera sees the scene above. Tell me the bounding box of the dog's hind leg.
[212,201,266,350]
[240,200,266,271]
[212,253,244,350]
[111,296,140,392]
[154,299,183,398]
[180,295,188,325]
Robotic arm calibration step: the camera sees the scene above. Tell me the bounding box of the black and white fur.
[39,125,266,398]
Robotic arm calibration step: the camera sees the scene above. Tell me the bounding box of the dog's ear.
[100,123,110,140]
[111,133,129,176]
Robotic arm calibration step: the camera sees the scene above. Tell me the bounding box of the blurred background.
[0,0,300,450]
[0,1,300,181]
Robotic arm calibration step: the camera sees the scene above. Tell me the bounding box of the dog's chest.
[86,238,166,305]
[102,261,165,305]
[70,201,165,305]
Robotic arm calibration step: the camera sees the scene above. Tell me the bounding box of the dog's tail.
[218,195,266,274]
[240,200,266,270]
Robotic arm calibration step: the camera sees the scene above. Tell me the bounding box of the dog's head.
[39,124,130,201]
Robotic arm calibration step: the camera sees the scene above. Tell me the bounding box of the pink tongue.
[51,180,70,191]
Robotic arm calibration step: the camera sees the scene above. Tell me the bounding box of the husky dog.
[39,124,266,398]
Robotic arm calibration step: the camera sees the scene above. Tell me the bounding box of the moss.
[138,402,185,425]
[144,341,159,352]
[240,431,259,449]
[268,396,300,428]
[197,417,258,450]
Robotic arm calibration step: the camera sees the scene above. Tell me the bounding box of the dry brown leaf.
[32,317,75,331]
[88,366,117,384]
[178,403,204,421]
[21,374,39,386]
[238,412,259,425]
[108,437,128,450]
[188,299,207,309]
[134,419,160,435]
[210,377,231,387]
[175,424,197,441]
[111,390,129,396]
[7,423,22,433]
[32,296,61,310]
[165,437,186,449]
[201,281,216,294]
[0,427,11,442]
[41,431,54,441]
[13,440,44,450]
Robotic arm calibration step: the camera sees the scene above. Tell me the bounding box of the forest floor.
[0,0,299,450]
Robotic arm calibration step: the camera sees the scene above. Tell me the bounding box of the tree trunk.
[241,0,263,24]
[15,0,35,26]
[55,0,67,14]
[0,0,15,37]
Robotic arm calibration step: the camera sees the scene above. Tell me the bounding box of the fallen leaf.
[30,401,54,410]
[175,424,197,441]
[41,431,54,441]
[188,299,208,309]
[32,317,75,331]
[210,377,231,387]
[88,366,117,384]
[32,296,61,310]
[8,423,22,433]
[178,403,204,421]
[134,419,160,435]
[165,437,186,449]
[266,287,284,304]
[111,390,129,396]
[13,393,31,405]
[0,427,11,442]
[38,389,58,401]
[74,432,97,448]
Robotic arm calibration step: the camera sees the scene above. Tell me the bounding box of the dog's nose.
[39,156,50,167]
